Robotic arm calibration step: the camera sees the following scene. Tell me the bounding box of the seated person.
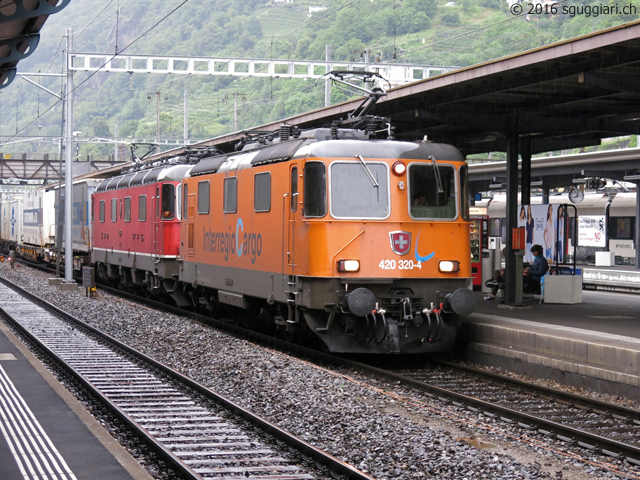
[485,245,547,300]
[412,192,427,206]
[484,248,506,301]
[523,244,548,291]
[484,268,504,301]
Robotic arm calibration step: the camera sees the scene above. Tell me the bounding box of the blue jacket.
[528,254,549,280]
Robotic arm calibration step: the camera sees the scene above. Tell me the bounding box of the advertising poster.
[578,215,606,247]
[518,204,566,263]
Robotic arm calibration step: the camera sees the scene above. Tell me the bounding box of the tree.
[91,117,112,138]
[246,18,263,38]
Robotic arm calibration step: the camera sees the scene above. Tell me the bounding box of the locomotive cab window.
[303,162,327,218]
[197,181,210,214]
[330,161,389,219]
[111,198,117,222]
[139,195,147,222]
[224,177,238,214]
[162,184,176,220]
[176,184,182,221]
[409,163,457,219]
[124,197,131,222]
[99,200,105,223]
[254,172,271,212]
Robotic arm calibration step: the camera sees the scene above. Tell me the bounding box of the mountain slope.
[2,0,638,158]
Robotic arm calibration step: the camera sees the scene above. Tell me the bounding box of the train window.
[198,181,210,214]
[99,200,105,223]
[290,167,298,212]
[224,177,238,213]
[303,162,327,218]
[408,164,457,220]
[162,184,176,220]
[254,172,271,212]
[611,217,634,240]
[330,162,389,219]
[111,198,117,222]
[139,195,147,222]
[176,184,182,221]
[124,197,131,222]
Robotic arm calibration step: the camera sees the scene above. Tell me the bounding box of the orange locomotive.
[91,74,475,354]
[179,126,475,354]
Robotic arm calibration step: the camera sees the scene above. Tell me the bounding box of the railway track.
[7,261,640,477]
[0,277,373,480]
[358,360,640,466]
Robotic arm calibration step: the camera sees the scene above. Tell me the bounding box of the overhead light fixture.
[531,180,544,186]
[572,178,587,184]
[489,183,504,189]
[623,175,640,181]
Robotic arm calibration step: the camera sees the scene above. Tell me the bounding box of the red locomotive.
[92,159,192,297]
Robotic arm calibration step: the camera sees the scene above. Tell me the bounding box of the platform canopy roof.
[0,0,71,89]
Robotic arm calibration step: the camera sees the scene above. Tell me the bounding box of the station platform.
[461,284,640,400]
[0,322,153,480]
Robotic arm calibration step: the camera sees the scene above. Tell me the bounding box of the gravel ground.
[2,262,639,480]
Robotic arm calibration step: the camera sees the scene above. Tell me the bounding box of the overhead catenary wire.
[401,0,575,59]
[234,0,364,61]
[4,0,491,142]
[2,0,587,147]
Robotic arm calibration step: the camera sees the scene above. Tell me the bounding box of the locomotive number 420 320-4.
[378,259,422,270]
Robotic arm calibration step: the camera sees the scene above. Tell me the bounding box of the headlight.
[392,161,406,176]
[338,259,360,272]
[439,260,460,272]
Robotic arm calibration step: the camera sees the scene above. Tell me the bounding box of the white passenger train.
[480,191,637,263]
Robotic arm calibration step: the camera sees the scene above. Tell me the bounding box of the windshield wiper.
[430,155,444,194]
[356,154,379,188]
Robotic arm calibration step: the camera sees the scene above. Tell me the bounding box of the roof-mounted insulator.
[367,122,377,139]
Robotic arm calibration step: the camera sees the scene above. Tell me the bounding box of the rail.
[0,277,375,480]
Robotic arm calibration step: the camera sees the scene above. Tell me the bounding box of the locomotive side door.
[187,189,196,257]
[284,165,299,281]
[153,186,160,258]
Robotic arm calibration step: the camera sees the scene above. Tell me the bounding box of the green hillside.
[2,0,639,158]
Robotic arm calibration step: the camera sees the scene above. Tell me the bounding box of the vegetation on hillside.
[1,0,639,159]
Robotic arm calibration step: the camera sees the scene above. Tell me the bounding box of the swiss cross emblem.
[389,231,411,255]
